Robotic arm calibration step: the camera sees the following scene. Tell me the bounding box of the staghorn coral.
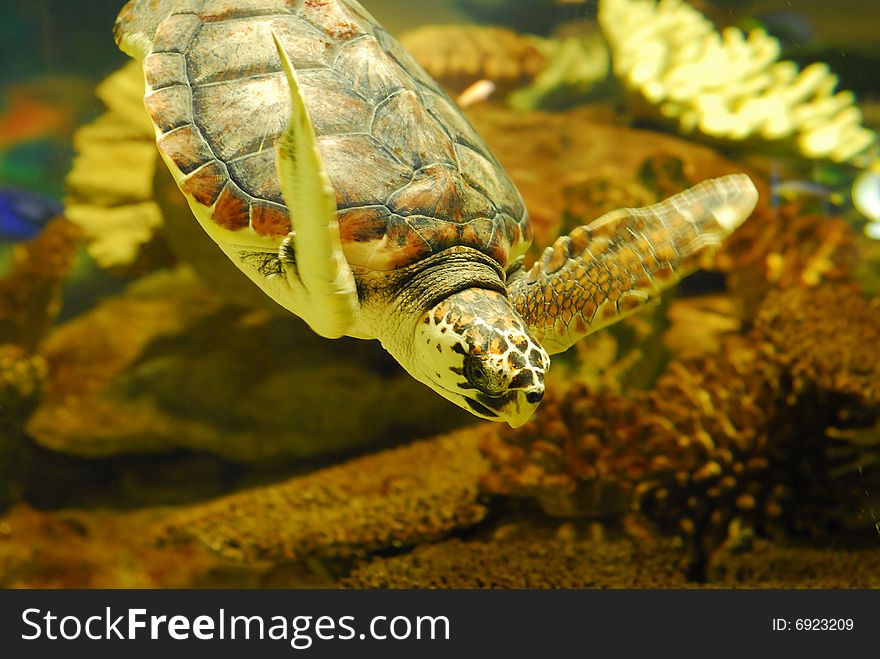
[156,429,489,563]
[0,217,82,351]
[599,0,877,163]
[65,61,171,271]
[343,535,687,588]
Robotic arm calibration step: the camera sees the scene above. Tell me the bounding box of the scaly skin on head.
[410,288,549,427]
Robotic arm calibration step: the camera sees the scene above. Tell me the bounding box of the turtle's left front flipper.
[273,32,358,339]
[508,174,758,354]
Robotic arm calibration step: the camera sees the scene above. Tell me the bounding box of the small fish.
[749,11,816,47]
[770,177,843,215]
[853,168,880,223]
[773,179,836,202]
[0,187,63,242]
[457,79,496,108]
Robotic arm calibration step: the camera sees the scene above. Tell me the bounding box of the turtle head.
[412,288,548,427]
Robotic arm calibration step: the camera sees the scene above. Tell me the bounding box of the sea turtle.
[114,0,758,427]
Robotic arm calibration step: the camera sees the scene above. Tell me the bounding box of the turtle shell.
[128,0,531,271]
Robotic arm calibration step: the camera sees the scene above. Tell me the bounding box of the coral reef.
[343,535,688,588]
[156,429,489,562]
[599,0,877,163]
[27,267,469,462]
[481,282,880,576]
[8,3,877,591]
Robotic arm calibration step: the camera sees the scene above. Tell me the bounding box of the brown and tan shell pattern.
[131,0,531,271]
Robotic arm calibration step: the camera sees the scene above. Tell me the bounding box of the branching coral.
[508,33,611,111]
[400,24,609,111]
[156,429,489,562]
[599,0,877,163]
[65,61,168,270]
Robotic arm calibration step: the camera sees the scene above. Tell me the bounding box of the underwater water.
[0,0,879,588]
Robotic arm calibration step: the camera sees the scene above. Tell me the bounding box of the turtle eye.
[464,355,495,395]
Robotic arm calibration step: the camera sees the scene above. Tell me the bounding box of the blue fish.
[0,186,63,242]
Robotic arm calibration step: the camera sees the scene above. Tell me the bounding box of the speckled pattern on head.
[422,289,548,420]
[123,0,531,271]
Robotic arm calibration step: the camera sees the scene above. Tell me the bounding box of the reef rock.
[343,535,688,588]
[27,267,470,462]
[0,504,224,588]
[156,429,489,562]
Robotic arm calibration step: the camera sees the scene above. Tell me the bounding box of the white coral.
[65,61,163,268]
[599,0,876,163]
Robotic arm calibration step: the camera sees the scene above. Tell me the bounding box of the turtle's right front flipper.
[508,174,759,354]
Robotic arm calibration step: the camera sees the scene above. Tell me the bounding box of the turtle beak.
[466,391,541,427]
[503,391,542,428]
